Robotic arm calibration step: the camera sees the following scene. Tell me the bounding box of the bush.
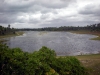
[0,44,88,75]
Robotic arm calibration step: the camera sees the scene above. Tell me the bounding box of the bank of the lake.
[0,31,24,43]
[76,54,100,75]
[70,30,100,40]
[0,31,24,38]
[58,54,100,75]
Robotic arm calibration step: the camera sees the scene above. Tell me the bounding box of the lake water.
[5,31,100,56]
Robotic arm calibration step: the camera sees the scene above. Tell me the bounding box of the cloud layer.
[0,0,100,28]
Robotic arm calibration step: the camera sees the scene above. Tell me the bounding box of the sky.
[0,0,100,28]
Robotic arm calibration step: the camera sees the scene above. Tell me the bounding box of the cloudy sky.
[0,0,100,28]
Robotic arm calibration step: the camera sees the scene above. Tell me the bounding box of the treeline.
[0,44,88,75]
[1,23,100,32]
[17,23,100,31]
[0,25,15,35]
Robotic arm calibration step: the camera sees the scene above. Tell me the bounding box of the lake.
[5,31,100,56]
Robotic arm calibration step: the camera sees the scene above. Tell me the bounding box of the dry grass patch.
[75,54,100,75]
[70,30,100,40]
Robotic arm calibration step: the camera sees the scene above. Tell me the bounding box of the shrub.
[0,44,88,75]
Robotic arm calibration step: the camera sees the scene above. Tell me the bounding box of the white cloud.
[0,0,100,28]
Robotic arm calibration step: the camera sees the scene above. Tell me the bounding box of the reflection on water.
[6,31,100,56]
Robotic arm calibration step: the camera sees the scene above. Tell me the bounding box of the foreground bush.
[0,44,88,75]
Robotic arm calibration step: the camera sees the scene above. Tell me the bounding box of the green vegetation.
[0,25,24,43]
[0,25,15,35]
[0,25,16,39]
[0,31,24,43]
[58,54,100,75]
[0,44,88,75]
[0,31,24,38]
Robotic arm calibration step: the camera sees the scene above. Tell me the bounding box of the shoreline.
[58,53,100,75]
[0,31,24,43]
[70,30,100,40]
[75,54,100,75]
[0,31,24,39]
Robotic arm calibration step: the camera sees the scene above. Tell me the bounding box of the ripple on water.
[6,31,100,56]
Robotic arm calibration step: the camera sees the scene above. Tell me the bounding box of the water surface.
[6,31,100,56]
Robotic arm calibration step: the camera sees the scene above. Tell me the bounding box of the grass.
[0,31,24,43]
[91,36,100,40]
[70,30,100,40]
[75,54,100,75]
[0,31,24,39]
